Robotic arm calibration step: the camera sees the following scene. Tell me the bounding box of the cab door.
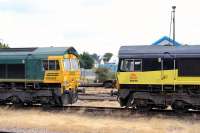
[161,58,176,90]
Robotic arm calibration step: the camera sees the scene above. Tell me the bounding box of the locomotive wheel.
[171,101,189,114]
[61,93,70,106]
[53,95,62,107]
[10,96,24,107]
[126,94,134,108]
[118,97,128,107]
[135,99,152,112]
[50,100,56,106]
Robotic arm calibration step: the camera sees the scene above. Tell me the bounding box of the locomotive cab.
[43,51,80,105]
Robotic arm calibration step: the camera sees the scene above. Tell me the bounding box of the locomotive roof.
[0,47,78,60]
[119,45,200,58]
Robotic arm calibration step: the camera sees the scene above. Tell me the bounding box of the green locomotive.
[0,47,80,106]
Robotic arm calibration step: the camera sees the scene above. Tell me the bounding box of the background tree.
[95,67,115,82]
[91,53,101,64]
[0,42,9,48]
[79,52,94,69]
[103,53,113,63]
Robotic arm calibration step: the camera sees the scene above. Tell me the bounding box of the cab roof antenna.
[172,6,176,46]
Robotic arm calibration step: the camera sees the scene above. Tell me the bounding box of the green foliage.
[91,53,101,64]
[103,53,113,63]
[95,67,115,82]
[79,52,95,69]
[0,42,9,48]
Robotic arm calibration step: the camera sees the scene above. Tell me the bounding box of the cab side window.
[120,59,142,72]
[134,60,142,72]
[42,60,60,70]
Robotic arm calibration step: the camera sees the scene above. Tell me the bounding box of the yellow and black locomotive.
[117,45,200,111]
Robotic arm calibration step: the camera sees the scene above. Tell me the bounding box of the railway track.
[78,93,117,101]
[1,104,200,119]
[80,83,103,87]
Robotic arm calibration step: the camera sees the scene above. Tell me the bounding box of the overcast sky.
[0,0,200,55]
